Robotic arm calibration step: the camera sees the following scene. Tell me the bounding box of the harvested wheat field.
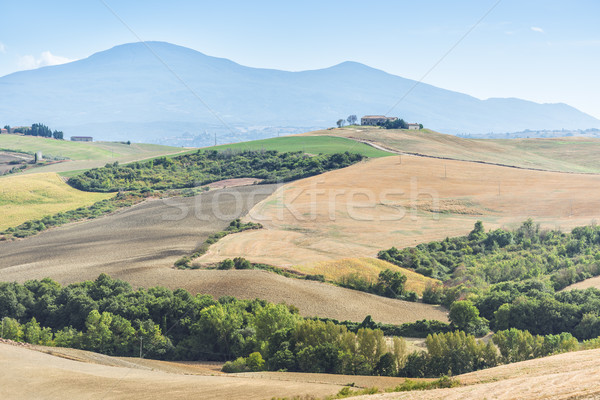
[358,348,600,400]
[564,275,600,291]
[197,155,600,267]
[0,184,447,325]
[290,257,440,295]
[0,342,343,400]
[307,126,600,173]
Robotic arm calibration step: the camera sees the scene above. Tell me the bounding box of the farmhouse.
[407,123,420,130]
[361,115,398,126]
[0,128,7,134]
[71,136,93,142]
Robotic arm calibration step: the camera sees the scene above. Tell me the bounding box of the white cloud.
[0,42,5,53]
[18,51,74,70]
[531,26,544,33]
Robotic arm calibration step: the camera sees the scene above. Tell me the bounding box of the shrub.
[217,259,234,270]
[222,357,248,373]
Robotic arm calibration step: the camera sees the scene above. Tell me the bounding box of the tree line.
[378,220,600,339]
[2,274,599,378]
[2,123,64,139]
[68,150,364,192]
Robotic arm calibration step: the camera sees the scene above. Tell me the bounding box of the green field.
[208,135,392,158]
[0,134,186,175]
[0,134,182,160]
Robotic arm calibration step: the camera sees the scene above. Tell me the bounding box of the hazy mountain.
[0,41,598,144]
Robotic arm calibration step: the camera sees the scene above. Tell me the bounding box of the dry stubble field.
[4,341,600,400]
[197,155,600,268]
[307,126,600,173]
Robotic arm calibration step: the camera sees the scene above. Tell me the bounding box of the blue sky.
[1,0,598,119]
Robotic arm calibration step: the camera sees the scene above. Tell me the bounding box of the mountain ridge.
[0,41,597,145]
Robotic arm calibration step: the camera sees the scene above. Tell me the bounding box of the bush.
[217,259,234,270]
[246,351,265,371]
[222,357,248,373]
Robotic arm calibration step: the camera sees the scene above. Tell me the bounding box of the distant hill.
[0,41,598,145]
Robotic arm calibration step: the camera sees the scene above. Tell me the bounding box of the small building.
[361,115,398,126]
[407,123,420,130]
[71,136,93,142]
[0,128,7,134]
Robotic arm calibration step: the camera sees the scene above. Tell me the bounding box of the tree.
[347,115,358,125]
[336,119,345,128]
[449,300,480,331]
[246,351,265,371]
[52,130,64,140]
[1,317,23,341]
[4,125,10,133]
[374,269,407,298]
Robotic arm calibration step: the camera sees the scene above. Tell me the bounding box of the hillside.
[308,126,600,173]
[0,185,447,325]
[197,155,600,267]
[290,257,440,296]
[3,341,600,400]
[0,134,185,174]
[358,348,600,399]
[0,41,597,145]
[208,135,391,158]
[0,342,343,400]
[0,173,112,230]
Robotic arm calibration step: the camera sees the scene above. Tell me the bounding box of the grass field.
[0,134,186,175]
[208,135,392,158]
[197,155,600,268]
[291,257,440,295]
[307,126,600,173]
[0,173,112,230]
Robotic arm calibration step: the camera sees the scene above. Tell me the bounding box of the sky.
[1,0,598,119]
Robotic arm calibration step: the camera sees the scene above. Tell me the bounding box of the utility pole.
[139,337,143,358]
[214,133,217,147]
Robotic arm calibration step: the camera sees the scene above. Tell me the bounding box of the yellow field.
[0,173,112,230]
[292,257,440,295]
[197,155,600,267]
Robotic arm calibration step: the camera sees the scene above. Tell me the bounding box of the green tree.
[449,301,479,331]
[246,351,265,371]
[374,269,407,298]
[24,317,53,345]
[83,310,113,353]
[1,317,23,341]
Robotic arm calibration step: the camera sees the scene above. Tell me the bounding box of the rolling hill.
[0,134,185,175]
[0,41,598,145]
[307,126,600,173]
[0,184,448,325]
[197,155,600,268]
[3,340,600,400]
[0,173,112,230]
